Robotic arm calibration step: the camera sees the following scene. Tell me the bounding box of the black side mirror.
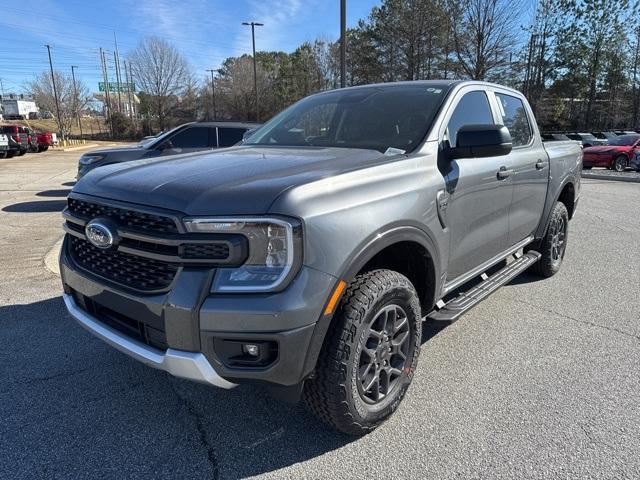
[447,124,512,159]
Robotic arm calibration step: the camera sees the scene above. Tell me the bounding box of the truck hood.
[73,146,389,215]
[85,146,147,157]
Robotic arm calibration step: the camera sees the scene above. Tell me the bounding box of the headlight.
[183,217,303,292]
[79,154,105,165]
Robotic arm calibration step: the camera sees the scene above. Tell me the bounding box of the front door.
[442,89,513,281]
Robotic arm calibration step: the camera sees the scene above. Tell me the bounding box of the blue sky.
[0,0,380,95]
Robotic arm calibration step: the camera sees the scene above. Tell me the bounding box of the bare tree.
[28,71,90,137]
[450,0,520,80]
[128,37,191,130]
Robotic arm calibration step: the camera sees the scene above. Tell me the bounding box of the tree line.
[29,0,640,137]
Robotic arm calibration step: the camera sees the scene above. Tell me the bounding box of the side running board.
[427,251,541,323]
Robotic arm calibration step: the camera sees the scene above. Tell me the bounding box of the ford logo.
[85,219,116,249]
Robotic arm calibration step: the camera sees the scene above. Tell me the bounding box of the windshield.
[608,134,640,146]
[245,84,451,153]
[144,126,183,148]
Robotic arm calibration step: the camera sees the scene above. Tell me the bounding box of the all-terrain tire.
[303,269,422,436]
[530,202,569,278]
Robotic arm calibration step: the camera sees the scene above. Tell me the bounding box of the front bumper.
[60,235,336,387]
[63,293,237,388]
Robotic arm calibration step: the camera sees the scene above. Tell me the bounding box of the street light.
[206,69,217,120]
[242,21,263,122]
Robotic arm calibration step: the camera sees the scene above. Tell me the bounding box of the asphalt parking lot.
[1,150,639,480]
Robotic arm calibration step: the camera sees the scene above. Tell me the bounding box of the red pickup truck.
[582,133,640,171]
[36,131,54,152]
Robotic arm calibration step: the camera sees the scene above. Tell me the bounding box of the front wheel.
[530,202,569,278]
[303,270,422,435]
[612,155,627,172]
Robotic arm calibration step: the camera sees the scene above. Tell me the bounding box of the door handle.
[536,160,548,170]
[497,166,513,179]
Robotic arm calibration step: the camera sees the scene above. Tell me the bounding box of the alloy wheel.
[357,304,411,404]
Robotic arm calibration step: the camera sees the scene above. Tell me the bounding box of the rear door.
[441,88,513,281]
[491,91,548,245]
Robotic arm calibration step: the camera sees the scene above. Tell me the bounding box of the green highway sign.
[99,82,135,93]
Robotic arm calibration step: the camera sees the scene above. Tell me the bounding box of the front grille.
[182,243,230,259]
[73,290,167,350]
[70,236,178,291]
[68,198,179,234]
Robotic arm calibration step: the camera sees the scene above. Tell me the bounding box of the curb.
[582,173,640,184]
[44,237,63,276]
[52,144,99,152]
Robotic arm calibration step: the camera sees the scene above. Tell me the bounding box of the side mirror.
[447,124,512,159]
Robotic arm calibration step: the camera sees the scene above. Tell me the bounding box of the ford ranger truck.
[60,81,582,435]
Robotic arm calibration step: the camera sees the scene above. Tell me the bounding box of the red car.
[582,134,640,171]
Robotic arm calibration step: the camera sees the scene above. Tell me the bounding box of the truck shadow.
[2,200,67,212]
[35,189,71,198]
[0,297,355,479]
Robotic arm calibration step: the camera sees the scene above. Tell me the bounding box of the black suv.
[77,122,259,178]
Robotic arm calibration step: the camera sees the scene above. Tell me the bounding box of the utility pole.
[124,60,134,119]
[127,62,136,119]
[206,69,217,120]
[0,77,4,96]
[340,0,346,88]
[45,44,63,139]
[114,32,123,113]
[100,48,113,137]
[242,21,263,121]
[71,65,83,138]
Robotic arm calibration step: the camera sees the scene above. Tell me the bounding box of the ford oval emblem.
[85,219,115,249]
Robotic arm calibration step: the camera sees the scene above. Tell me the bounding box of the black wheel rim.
[357,304,411,404]
[550,214,566,262]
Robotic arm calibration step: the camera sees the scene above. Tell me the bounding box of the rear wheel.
[303,269,422,435]
[17,150,26,157]
[530,202,569,278]
[612,155,627,172]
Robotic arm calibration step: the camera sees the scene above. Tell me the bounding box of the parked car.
[582,133,640,171]
[541,133,571,142]
[1,125,29,156]
[592,131,618,141]
[76,121,259,178]
[61,80,582,435]
[36,131,54,152]
[566,132,607,147]
[0,133,9,158]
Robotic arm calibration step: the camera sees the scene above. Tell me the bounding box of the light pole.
[71,65,83,138]
[242,21,263,122]
[206,69,217,120]
[45,44,63,139]
[340,0,346,88]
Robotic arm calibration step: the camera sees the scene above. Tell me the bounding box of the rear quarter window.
[495,93,532,147]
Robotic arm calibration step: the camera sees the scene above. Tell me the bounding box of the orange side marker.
[324,280,347,316]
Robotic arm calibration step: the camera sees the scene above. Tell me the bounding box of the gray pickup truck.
[60,81,581,435]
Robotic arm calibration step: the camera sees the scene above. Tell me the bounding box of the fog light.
[242,344,260,357]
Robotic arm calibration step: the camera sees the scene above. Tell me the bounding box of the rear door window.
[446,91,495,147]
[495,93,533,147]
[217,127,246,147]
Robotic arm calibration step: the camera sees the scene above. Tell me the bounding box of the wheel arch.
[300,225,442,380]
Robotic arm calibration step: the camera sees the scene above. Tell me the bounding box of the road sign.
[99,82,135,93]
